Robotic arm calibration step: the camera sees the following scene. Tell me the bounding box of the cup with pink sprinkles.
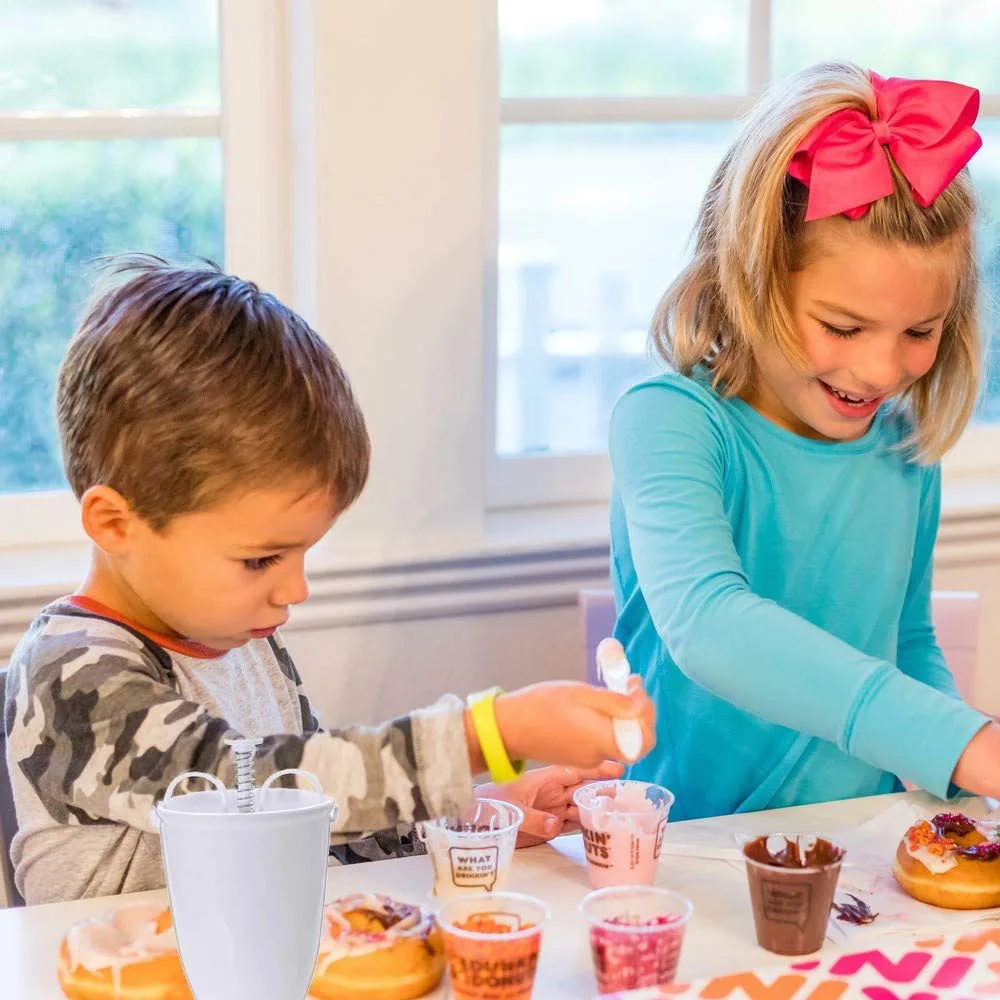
[579,885,694,994]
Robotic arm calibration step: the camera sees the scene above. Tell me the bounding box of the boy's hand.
[492,677,656,770]
[477,760,624,847]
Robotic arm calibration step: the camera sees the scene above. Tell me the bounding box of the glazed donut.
[58,902,192,1000]
[309,893,445,1000]
[893,812,1000,910]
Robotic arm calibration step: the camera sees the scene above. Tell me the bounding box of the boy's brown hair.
[58,255,370,528]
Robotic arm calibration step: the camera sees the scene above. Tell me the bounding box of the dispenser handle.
[259,768,340,823]
[151,771,228,828]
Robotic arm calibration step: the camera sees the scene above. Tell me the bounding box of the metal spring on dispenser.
[225,737,263,813]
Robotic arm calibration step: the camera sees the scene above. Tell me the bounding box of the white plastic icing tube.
[596,637,644,762]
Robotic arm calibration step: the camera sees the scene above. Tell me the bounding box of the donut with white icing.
[309,893,444,1000]
[58,902,192,1000]
[893,812,1000,909]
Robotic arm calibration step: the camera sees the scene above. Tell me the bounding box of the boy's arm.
[266,632,426,858]
[9,633,473,836]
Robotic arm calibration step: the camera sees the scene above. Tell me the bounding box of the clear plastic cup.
[573,780,674,888]
[417,799,524,899]
[742,834,844,955]
[580,885,693,994]
[438,891,549,1000]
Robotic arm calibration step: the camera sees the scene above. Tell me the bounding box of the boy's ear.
[80,485,138,554]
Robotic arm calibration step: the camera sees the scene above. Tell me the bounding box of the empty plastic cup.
[417,799,523,899]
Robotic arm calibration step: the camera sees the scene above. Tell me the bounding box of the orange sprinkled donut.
[893,812,1000,909]
[309,893,445,1000]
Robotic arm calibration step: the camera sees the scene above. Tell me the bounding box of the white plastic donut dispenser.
[151,742,339,1000]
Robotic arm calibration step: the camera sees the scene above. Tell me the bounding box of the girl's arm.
[610,380,990,799]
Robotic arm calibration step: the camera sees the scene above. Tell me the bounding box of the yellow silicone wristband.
[467,687,526,785]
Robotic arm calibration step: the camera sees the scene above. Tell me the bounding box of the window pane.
[972,120,1000,421]
[0,139,224,495]
[497,123,734,456]
[0,0,219,110]
[773,0,1000,92]
[500,0,749,98]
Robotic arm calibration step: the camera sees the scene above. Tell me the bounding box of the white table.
[0,790,953,999]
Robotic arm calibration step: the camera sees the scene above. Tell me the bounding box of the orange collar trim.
[65,595,225,660]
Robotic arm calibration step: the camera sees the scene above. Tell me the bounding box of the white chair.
[929,591,980,704]
[578,588,617,686]
[578,588,981,706]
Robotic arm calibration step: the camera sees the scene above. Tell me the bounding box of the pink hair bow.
[787,72,982,221]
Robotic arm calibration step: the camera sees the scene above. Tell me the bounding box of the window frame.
[2,0,1000,561]
[486,0,1000,509]
[0,0,291,549]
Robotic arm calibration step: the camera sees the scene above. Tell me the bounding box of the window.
[493,0,1000,504]
[0,0,223,499]
[3,3,998,570]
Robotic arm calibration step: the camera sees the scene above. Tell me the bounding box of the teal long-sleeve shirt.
[610,372,988,821]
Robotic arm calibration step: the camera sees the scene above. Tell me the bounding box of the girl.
[610,62,1000,821]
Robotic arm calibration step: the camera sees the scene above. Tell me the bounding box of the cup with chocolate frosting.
[742,834,844,955]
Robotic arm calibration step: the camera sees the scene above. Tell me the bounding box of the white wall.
[3,530,997,724]
[301,0,492,557]
[284,604,585,729]
[280,549,1000,731]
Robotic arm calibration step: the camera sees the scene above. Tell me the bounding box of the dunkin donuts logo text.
[451,953,539,990]
[583,828,612,865]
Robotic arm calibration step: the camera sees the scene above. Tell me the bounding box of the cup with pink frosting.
[573,780,674,889]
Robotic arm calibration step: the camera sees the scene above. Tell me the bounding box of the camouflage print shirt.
[3,600,474,904]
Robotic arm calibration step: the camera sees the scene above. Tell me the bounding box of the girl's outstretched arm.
[610,379,991,799]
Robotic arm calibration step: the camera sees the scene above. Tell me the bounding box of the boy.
[5,257,654,904]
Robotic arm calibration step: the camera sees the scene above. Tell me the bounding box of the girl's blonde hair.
[652,61,981,461]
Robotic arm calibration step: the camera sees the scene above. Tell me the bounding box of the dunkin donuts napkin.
[596,926,1000,999]
[653,798,1000,945]
[821,801,1000,944]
